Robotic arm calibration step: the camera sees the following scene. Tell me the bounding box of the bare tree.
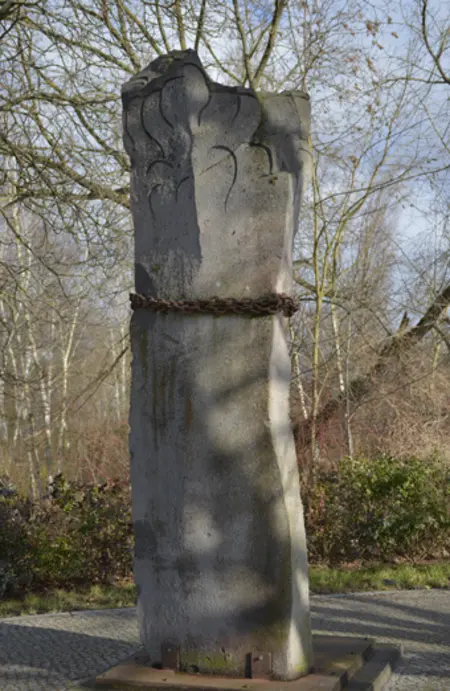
[1,0,449,492]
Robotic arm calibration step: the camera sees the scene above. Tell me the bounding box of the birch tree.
[1,0,448,490]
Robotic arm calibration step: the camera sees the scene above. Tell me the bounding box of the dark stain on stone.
[159,366,167,420]
[154,518,167,537]
[175,552,200,596]
[168,357,176,404]
[209,450,234,480]
[134,519,158,559]
[152,357,159,449]
[135,262,157,296]
[185,395,193,431]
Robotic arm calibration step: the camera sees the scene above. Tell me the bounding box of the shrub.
[0,474,133,596]
[0,495,34,595]
[1,456,449,597]
[304,453,450,564]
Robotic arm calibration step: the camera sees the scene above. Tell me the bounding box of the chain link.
[129,292,298,317]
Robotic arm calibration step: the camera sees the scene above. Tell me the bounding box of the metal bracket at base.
[249,651,272,679]
[161,643,180,671]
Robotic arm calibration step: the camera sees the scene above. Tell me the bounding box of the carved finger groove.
[140,99,165,158]
[250,142,274,176]
[212,145,237,210]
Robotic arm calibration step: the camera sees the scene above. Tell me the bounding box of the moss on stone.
[292,658,312,677]
[251,620,290,650]
[180,650,239,676]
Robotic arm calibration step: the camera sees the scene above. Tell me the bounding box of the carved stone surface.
[124,49,313,681]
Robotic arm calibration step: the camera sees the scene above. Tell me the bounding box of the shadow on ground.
[311,592,450,681]
[0,593,449,688]
[0,609,139,689]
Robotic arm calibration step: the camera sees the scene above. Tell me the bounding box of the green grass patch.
[309,561,450,594]
[0,582,137,617]
[0,563,448,618]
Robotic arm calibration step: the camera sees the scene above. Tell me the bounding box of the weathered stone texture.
[124,49,313,680]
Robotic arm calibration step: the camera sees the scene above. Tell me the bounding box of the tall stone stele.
[123,50,313,681]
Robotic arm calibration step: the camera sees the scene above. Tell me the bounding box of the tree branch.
[294,282,450,446]
[421,0,449,85]
[253,0,287,87]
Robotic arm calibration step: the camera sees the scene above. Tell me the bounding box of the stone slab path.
[0,590,448,690]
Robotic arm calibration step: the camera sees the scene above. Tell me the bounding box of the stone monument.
[124,49,313,682]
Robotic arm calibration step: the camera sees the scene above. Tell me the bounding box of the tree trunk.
[330,302,354,456]
[295,282,450,448]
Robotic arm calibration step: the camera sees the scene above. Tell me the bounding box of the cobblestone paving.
[312,590,450,691]
[0,609,139,690]
[0,590,448,690]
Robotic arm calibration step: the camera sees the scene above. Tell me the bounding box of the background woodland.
[0,0,449,497]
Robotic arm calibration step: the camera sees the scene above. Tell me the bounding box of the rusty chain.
[129,292,299,317]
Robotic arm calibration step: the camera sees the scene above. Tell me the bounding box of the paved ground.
[0,590,448,690]
[313,590,450,691]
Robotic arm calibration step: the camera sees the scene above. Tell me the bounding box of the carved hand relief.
[122,51,280,215]
[122,50,311,297]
